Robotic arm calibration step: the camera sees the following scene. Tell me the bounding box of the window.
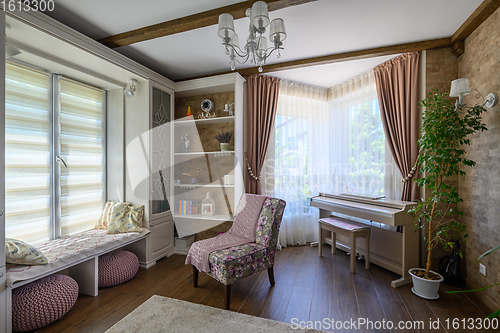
[5,62,106,243]
[263,73,400,246]
[328,71,400,198]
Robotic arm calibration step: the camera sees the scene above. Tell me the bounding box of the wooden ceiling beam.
[180,37,453,80]
[98,0,317,48]
[180,0,500,80]
[451,0,500,45]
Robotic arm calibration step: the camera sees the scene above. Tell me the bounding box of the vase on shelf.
[220,143,229,151]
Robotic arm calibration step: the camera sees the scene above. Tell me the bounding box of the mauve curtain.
[246,74,281,194]
[374,52,420,202]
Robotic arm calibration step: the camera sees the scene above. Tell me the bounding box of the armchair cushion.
[208,243,269,285]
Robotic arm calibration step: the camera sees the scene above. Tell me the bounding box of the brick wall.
[457,7,500,304]
[424,47,459,270]
[426,47,458,96]
[425,7,500,306]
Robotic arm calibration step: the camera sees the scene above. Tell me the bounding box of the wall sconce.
[5,24,22,59]
[124,79,137,98]
[450,78,497,110]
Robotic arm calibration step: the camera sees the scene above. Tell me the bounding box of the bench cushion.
[320,217,370,231]
[12,274,78,332]
[6,229,149,288]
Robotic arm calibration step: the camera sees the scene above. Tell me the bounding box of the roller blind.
[4,62,106,243]
[5,62,52,243]
[58,78,105,236]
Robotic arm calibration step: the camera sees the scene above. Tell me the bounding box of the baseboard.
[465,278,500,314]
[139,260,157,270]
[172,248,189,256]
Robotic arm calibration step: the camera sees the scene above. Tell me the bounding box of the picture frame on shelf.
[224,174,235,185]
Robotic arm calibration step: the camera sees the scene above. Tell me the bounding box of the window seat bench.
[4,229,149,332]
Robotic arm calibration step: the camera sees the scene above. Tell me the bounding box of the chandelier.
[217,1,287,72]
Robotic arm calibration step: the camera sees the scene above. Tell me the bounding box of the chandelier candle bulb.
[251,1,270,29]
[270,18,286,43]
[230,34,240,49]
[217,13,235,38]
[257,37,268,57]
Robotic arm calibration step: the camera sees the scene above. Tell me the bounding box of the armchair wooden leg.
[225,284,231,310]
[268,267,275,286]
[193,266,198,288]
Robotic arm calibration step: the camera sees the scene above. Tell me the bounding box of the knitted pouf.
[12,274,78,332]
[98,250,139,288]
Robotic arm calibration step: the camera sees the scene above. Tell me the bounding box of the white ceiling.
[42,0,482,88]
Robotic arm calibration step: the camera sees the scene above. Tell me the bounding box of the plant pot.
[409,268,444,300]
[220,143,229,151]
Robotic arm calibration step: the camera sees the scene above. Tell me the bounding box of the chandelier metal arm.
[265,45,283,57]
[224,42,249,58]
[233,52,251,65]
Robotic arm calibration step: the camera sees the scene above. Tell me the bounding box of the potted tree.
[408,90,488,299]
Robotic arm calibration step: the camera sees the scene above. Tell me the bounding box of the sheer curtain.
[262,80,329,246]
[263,72,401,247]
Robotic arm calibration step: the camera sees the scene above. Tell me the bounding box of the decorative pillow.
[106,205,144,235]
[5,238,49,265]
[96,201,114,229]
[96,201,130,229]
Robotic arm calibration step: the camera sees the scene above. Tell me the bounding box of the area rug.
[105,295,325,333]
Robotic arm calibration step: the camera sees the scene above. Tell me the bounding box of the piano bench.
[318,217,371,273]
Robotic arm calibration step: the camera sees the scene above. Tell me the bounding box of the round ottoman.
[12,274,78,332]
[98,250,139,287]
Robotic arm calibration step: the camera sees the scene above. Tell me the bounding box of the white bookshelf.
[173,214,234,221]
[174,151,234,156]
[174,184,235,188]
[174,116,235,126]
[172,73,245,238]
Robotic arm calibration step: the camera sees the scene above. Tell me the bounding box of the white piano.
[310,193,418,288]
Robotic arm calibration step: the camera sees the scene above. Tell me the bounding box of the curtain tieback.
[245,157,262,181]
[402,158,419,183]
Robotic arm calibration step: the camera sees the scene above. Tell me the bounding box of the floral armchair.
[192,196,286,310]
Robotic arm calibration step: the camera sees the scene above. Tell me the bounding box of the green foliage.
[408,90,488,277]
[478,244,500,261]
[447,244,500,318]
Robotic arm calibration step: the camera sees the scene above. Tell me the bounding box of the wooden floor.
[36,245,495,333]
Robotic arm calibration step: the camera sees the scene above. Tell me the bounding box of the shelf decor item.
[202,192,214,216]
[223,102,235,116]
[179,134,190,153]
[214,131,233,151]
[199,99,215,119]
[182,166,202,184]
[224,174,235,185]
[187,106,193,120]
